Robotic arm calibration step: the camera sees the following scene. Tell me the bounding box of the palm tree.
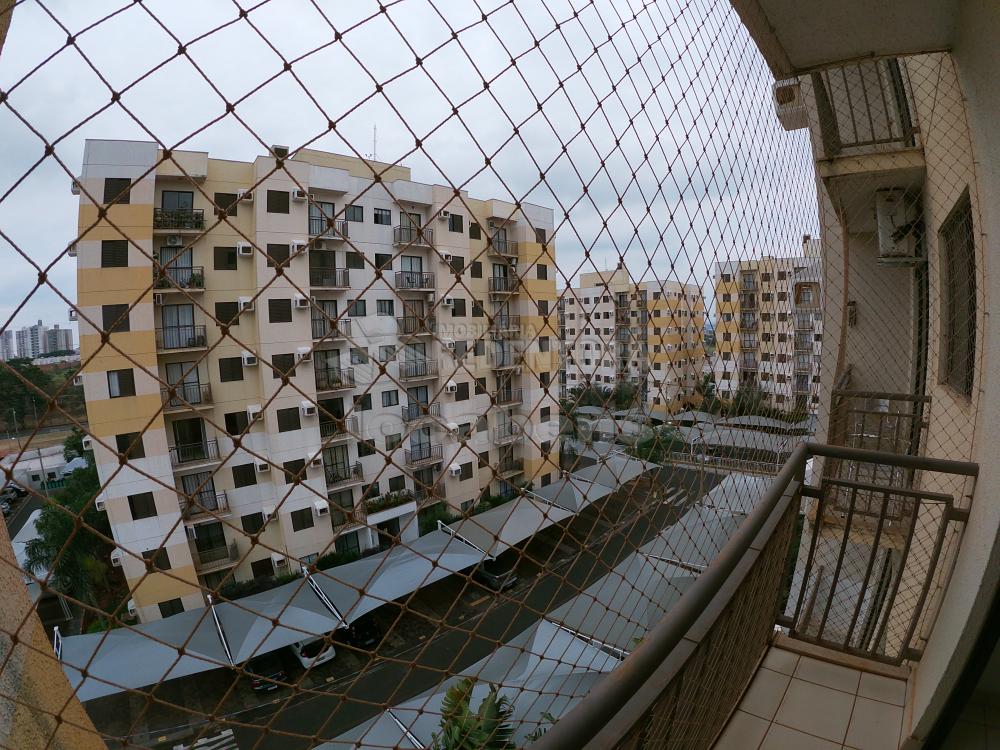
[431,677,515,750]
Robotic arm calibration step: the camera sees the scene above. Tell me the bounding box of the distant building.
[43,325,73,353]
[0,330,13,361]
[9,320,75,360]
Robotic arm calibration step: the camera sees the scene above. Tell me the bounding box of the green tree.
[695,374,722,414]
[629,426,684,463]
[0,359,50,430]
[431,677,515,750]
[63,426,93,464]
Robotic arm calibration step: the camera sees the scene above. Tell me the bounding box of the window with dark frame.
[215,301,240,326]
[455,382,470,401]
[282,458,306,485]
[375,253,392,270]
[268,298,293,323]
[448,214,464,233]
[251,558,275,580]
[107,368,136,398]
[158,599,184,618]
[233,464,257,489]
[103,177,131,205]
[115,432,145,460]
[142,547,171,572]
[345,204,363,222]
[102,304,130,333]
[101,240,129,267]
[214,246,238,270]
[290,507,314,532]
[941,190,976,396]
[266,243,290,267]
[536,263,548,280]
[266,189,290,213]
[224,410,250,436]
[374,208,391,225]
[219,357,244,382]
[272,353,296,379]
[241,512,264,534]
[358,439,376,457]
[470,261,482,278]
[276,407,301,433]
[346,252,364,269]
[128,492,157,520]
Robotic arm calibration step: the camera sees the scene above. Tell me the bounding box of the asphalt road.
[229,465,720,750]
[3,492,44,538]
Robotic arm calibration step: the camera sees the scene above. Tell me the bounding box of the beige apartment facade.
[74,140,560,622]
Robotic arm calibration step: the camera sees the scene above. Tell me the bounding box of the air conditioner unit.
[271,145,290,159]
[67,244,77,258]
[875,189,920,261]
[300,400,318,417]
[127,599,137,617]
[110,550,122,568]
[238,296,255,312]
[271,553,288,568]
[237,189,254,203]
[70,179,81,196]
[448,464,462,477]
[438,210,450,220]
[95,495,106,512]
[314,239,327,251]
[443,339,456,351]
[514,366,523,375]
[446,422,459,435]
[773,79,808,131]
[313,499,329,516]
[310,455,323,468]
[236,242,254,256]
[68,308,78,322]
[72,374,83,387]
[442,253,453,263]
[296,346,312,363]
[509,257,518,267]
[292,188,308,201]
[246,403,263,423]
[153,293,165,306]
[241,350,258,366]
[445,380,458,393]
[443,296,454,307]
[255,459,271,474]
[293,295,310,309]
[165,235,183,247]
[426,292,436,303]
[488,221,496,229]
[289,240,307,255]
[263,504,276,519]
[81,436,93,451]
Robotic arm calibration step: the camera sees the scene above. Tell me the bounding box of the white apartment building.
[74,140,561,622]
[0,330,13,361]
[560,267,707,419]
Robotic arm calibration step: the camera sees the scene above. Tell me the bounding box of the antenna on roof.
[372,123,377,162]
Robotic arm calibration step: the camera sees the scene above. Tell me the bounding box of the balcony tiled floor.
[714,646,906,750]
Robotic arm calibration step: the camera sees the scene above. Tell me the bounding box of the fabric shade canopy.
[447,496,573,559]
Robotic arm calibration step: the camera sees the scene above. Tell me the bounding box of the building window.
[268,298,293,323]
[535,227,547,244]
[350,347,368,365]
[387,475,405,493]
[336,532,360,556]
[354,393,373,411]
[158,598,184,618]
[386,433,402,450]
[538,300,549,315]
[375,253,392,270]
[378,345,396,362]
[102,303,130,333]
[478,450,489,469]
[451,298,466,317]
[214,246,238,270]
[345,204,364,222]
[266,189,289,214]
[468,221,482,240]
[107,368,135,398]
[345,251,364,269]
[115,432,144,460]
[540,440,551,456]
[101,239,128,267]
[458,422,472,440]
[142,548,171,572]
[276,407,301,433]
[251,558,275,580]
[382,389,399,407]
[219,357,244,382]
[224,410,250,436]
[447,256,464,275]
[470,261,482,279]
[448,214,464,233]
[539,336,550,352]
[540,407,550,422]
[374,208,391,225]
[214,192,238,217]
[476,415,488,432]
[214,301,239,327]
[289,507,314,531]
[282,458,306,485]
[272,353,296,379]
[265,243,290,268]
[459,462,473,480]
[474,340,485,356]
[940,191,976,396]
[475,377,487,395]
[537,264,548,280]
[103,177,132,204]
[454,382,470,401]
[358,439,376,457]
[128,492,157,520]
[376,299,394,316]
[233,464,257,489]
[348,299,367,317]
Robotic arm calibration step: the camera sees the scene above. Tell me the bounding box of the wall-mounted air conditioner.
[110,550,122,568]
[241,350,258,366]
[448,464,462,477]
[875,189,921,262]
[293,295,310,309]
[238,297,255,313]
[67,244,77,258]
[289,240,307,255]
[255,459,271,474]
[127,599,137,617]
[443,296,454,306]
[263,504,276,519]
[300,400,317,417]
[272,553,288,568]
[446,422,459,436]
[236,242,254,257]
[443,339,456,351]
[153,293,165,306]
[442,253,453,263]
[68,308,78,321]
[95,495,106,512]
[70,179,81,196]
[310,455,323,468]
[314,240,327,251]
[237,189,254,203]
[165,235,184,247]
[438,210,450,220]
[313,499,329,516]
[72,374,83,387]
[445,380,458,393]
[773,79,808,131]
[296,346,312,363]
[246,403,262,423]
[292,188,308,201]
[81,436,93,451]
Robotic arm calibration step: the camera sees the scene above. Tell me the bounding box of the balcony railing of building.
[489,349,522,369]
[394,271,435,290]
[496,457,524,478]
[794,312,815,330]
[413,485,445,508]
[494,424,521,445]
[156,325,207,350]
[365,490,415,515]
[154,266,204,290]
[319,416,358,441]
[401,402,441,423]
[308,217,349,239]
[738,317,758,332]
[396,315,436,335]
[398,358,438,380]
[393,225,434,246]
[739,358,757,371]
[494,388,522,407]
[794,355,812,372]
[311,317,351,340]
[161,382,212,411]
[794,333,813,351]
[153,208,204,231]
[309,268,350,288]
[740,275,757,291]
[490,315,521,335]
[740,294,757,309]
[488,276,520,294]
[330,503,366,531]
[533,443,977,750]
[189,540,240,572]
[182,490,228,520]
[404,443,443,467]
[488,236,517,257]
[315,367,356,391]
[169,439,219,467]
[325,461,363,488]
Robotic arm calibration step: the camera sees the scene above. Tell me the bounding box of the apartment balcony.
[794,334,813,352]
[794,356,812,372]
[320,415,357,442]
[308,216,348,240]
[324,461,363,489]
[494,388,523,407]
[188,539,239,574]
[615,310,630,324]
[488,276,520,295]
[394,271,435,291]
[398,358,438,381]
[494,424,522,445]
[490,315,521,336]
[794,312,814,330]
[160,382,212,412]
[404,444,443,468]
[153,266,204,292]
[496,457,524,479]
[489,349,522,370]
[156,325,207,351]
[396,315,436,336]
[309,268,350,289]
[793,379,812,395]
[181,489,229,521]
[738,318,758,332]
[314,366,356,392]
[393,225,433,247]
[169,439,219,468]
[365,490,417,515]
[330,503,366,532]
[740,294,758,310]
[412,485,445,508]
[311,317,351,340]
[487,236,517,258]
[401,402,441,423]
[740,359,758,371]
[153,208,204,232]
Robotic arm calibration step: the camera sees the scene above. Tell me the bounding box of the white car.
[291,635,336,669]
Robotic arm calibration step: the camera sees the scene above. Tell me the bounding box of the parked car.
[1,500,10,518]
[245,652,287,692]
[290,635,336,669]
[335,615,383,651]
[0,483,27,503]
[473,558,519,592]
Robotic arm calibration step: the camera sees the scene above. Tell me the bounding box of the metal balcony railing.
[738,318,758,332]
[182,490,228,520]
[156,325,207,350]
[494,388,522,407]
[311,317,351,340]
[488,350,521,369]
[161,382,211,410]
[308,217,349,239]
[412,485,444,507]
[396,316,436,335]
[314,367,355,391]
[394,271,435,290]
[393,225,433,246]
[533,443,977,750]
[324,461,363,488]
[398,359,438,380]
[488,276,519,294]
[153,208,204,230]
[488,236,517,256]
[189,540,240,571]
[740,294,758,309]
[169,439,219,467]
[494,424,521,444]
[330,503,366,531]
[794,312,814,330]
[154,266,204,290]
[739,359,758,371]
[401,402,441,422]
[404,444,443,467]
[496,458,524,477]
[320,416,358,440]
[491,315,521,334]
[309,268,350,288]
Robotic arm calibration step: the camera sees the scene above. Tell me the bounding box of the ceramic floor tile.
[714,709,770,750]
[760,722,841,750]
[775,677,855,744]
[794,655,862,694]
[844,696,903,750]
[739,667,792,721]
[762,647,800,676]
[857,672,906,707]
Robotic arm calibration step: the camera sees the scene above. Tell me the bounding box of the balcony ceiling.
[733,0,959,77]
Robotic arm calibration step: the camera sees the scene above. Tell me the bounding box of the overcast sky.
[0,0,817,341]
